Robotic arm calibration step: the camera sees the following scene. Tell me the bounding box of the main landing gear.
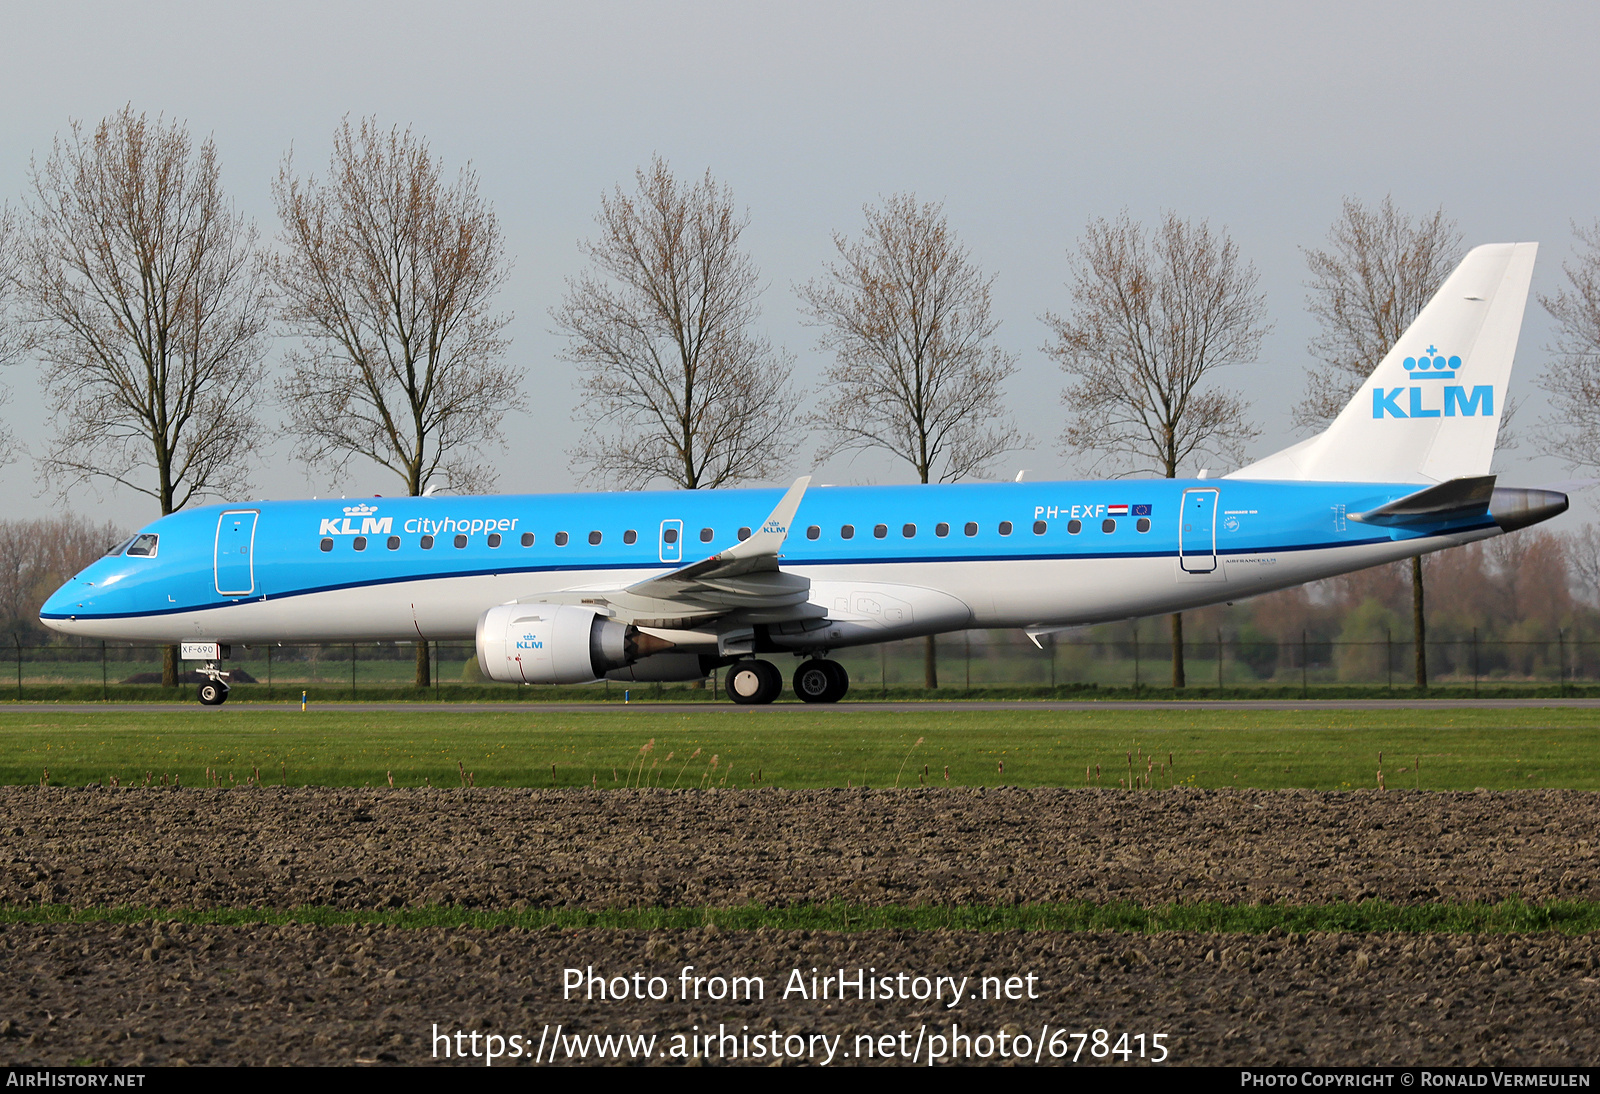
[725,658,850,705]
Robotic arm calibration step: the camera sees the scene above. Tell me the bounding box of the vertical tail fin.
[1231,242,1537,483]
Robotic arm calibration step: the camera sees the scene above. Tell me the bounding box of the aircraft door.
[215,510,259,595]
[659,519,683,563]
[1179,489,1219,574]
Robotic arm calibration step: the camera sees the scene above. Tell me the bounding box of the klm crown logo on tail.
[1372,345,1494,420]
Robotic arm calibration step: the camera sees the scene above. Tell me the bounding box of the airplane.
[40,242,1568,706]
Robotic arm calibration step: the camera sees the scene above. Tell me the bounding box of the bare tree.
[16,108,268,512]
[1540,221,1600,472]
[800,193,1026,688]
[555,156,797,490]
[13,107,269,686]
[1045,211,1268,688]
[0,516,124,639]
[1297,196,1463,429]
[1299,197,1464,689]
[274,117,520,687]
[0,208,24,467]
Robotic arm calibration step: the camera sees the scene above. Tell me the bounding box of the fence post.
[1049,633,1057,690]
[1386,627,1393,693]
[15,637,21,701]
[1472,627,1479,697]
[351,643,357,700]
[1560,629,1568,697]
[1301,630,1308,699]
[880,644,887,698]
[1216,628,1223,697]
[965,631,971,690]
[267,645,273,699]
[101,641,107,702]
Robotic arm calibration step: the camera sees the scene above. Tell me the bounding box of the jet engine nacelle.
[476,603,667,684]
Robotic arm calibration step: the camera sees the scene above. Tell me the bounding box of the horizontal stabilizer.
[1349,475,1496,527]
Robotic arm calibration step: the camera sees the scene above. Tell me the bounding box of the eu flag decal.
[1132,504,1153,517]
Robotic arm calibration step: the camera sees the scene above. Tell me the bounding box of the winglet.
[719,476,811,562]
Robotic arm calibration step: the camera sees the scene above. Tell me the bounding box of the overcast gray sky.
[2,1,1597,529]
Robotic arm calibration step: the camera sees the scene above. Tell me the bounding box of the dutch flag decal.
[1108,504,1130,516]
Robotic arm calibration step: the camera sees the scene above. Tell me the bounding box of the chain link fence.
[4,627,1598,700]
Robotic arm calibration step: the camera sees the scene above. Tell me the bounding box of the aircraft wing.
[517,477,821,627]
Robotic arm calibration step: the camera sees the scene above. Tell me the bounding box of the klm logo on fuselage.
[1372,347,1494,419]
[318,503,393,537]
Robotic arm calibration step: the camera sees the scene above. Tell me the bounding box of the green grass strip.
[5,899,1600,934]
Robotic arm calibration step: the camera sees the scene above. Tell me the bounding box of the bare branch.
[14,108,268,513]
[272,117,520,496]
[799,194,1026,484]
[1537,220,1600,473]
[1297,196,1463,431]
[1045,211,1266,479]
[554,157,798,490]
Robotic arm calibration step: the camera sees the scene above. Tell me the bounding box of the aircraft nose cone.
[39,579,91,629]
[1490,487,1569,533]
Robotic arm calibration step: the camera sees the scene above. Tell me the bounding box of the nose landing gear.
[197,673,230,706]
[182,642,232,706]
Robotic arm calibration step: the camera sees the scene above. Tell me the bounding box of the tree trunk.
[415,640,431,688]
[1412,555,1427,689]
[162,645,178,689]
[1171,613,1186,688]
[924,634,938,689]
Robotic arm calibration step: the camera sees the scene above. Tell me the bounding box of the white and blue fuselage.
[38,477,1536,644]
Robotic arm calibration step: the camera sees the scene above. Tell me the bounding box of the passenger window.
[806,525,820,540]
[700,528,714,543]
[841,525,855,540]
[1068,519,1082,535]
[902,523,916,538]
[1136,517,1151,533]
[964,522,978,537]
[555,532,569,546]
[999,521,1013,536]
[663,528,678,544]
[935,523,949,537]
[319,538,333,552]
[420,535,435,550]
[353,536,367,551]
[126,534,159,557]
[1102,518,1116,533]
[738,527,751,541]
[454,534,468,548]
[1033,520,1046,535]
[387,536,401,550]
[488,533,502,548]
[588,531,602,545]
[520,532,535,547]
[873,524,888,539]
[623,530,637,545]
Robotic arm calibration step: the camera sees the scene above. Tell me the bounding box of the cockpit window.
[125,534,159,558]
[104,537,135,557]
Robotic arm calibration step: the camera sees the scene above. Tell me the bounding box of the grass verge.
[5,707,1600,790]
[5,899,1599,934]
